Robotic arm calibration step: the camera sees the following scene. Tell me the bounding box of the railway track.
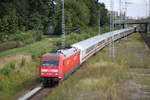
[28,87,52,100]
[140,32,150,49]
[18,84,53,100]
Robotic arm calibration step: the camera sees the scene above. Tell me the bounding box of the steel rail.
[18,84,43,100]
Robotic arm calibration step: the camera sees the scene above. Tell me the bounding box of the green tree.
[0,0,109,41]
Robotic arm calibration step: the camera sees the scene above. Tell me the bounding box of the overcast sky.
[99,0,150,18]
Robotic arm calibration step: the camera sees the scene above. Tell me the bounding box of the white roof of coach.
[72,34,103,50]
[57,48,76,58]
[71,28,134,51]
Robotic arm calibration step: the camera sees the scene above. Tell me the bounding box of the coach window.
[86,46,94,54]
[98,41,102,46]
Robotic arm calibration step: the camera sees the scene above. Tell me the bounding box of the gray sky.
[99,0,150,18]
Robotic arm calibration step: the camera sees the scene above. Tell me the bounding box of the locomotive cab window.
[42,60,59,66]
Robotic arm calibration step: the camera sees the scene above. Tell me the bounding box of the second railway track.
[140,32,150,49]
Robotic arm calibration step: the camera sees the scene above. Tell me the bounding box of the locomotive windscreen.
[42,60,59,66]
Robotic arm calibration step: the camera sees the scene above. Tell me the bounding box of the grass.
[0,58,38,100]
[0,36,60,100]
[0,37,58,57]
[44,33,150,100]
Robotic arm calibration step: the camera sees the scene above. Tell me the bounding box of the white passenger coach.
[72,27,135,63]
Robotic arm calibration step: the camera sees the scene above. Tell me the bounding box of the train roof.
[42,53,59,60]
[43,53,59,57]
[43,48,78,58]
[57,48,77,58]
[71,28,134,51]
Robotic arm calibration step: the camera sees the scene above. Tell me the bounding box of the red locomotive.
[40,47,80,86]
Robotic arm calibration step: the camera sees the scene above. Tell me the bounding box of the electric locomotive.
[40,47,80,86]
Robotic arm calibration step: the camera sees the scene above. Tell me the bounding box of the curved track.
[28,87,52,100]
[18,84,53,100]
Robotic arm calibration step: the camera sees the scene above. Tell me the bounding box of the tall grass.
[0,37,58,99]
[20,57,26,67]
[1,62,16,76]
[0,60,38,100]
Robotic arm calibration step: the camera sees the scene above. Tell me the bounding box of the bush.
[0,14,18,34]
[0,41,17,51]
[1,62,16,76]
[20,58,26,67]
[0,32,5,42]
[35,31,42,41]
[31,54,36,60]
[10,31,25,41]
[0,80,5,91]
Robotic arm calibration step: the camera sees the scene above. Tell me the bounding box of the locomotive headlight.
[41,73,45,75]
[41,69,58,73]
[41,69,48,72]
[51,70,58,72]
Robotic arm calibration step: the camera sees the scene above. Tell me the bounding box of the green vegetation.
[0,36,59,99]
[0,26,109,57]
[44,33,150,100]
[0,30,43,51]
[0,0,109,44]
[0,60,37,100]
